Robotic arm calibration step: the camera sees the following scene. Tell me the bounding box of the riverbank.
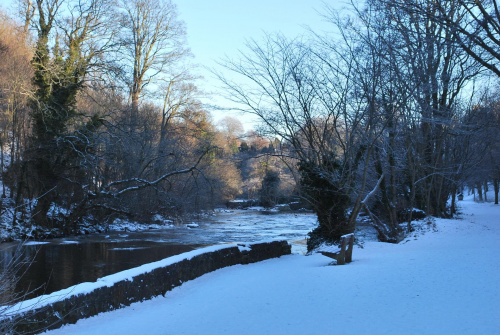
[0,205,309,243]
[44,195,500,334]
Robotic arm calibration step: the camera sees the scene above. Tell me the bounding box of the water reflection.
[0,241,200,301]
[0,210,319,301]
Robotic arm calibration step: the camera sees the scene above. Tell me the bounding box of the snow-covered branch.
[361,173,384,206]
[98,147,213,197]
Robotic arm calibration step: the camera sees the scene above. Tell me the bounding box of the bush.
[299,159,352,252]
[260,170,280,208]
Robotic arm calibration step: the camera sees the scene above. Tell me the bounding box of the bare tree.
[366,0,483,217]
[0,242,44,334]
[0,0,244,233]
[463,92,500,205]
[386,0,500,77]
[219,33,393,248]
[0,11,32,219]
[217,116,244,154]
[219,0,487,247]
[117,0,189,127]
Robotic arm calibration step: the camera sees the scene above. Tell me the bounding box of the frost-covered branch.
[361,172,385,206]
[97,147,213,197]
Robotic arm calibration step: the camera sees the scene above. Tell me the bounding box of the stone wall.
[3,240,291,334]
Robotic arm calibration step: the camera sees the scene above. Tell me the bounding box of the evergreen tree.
[260,169,280,208]
[24,0,106,229]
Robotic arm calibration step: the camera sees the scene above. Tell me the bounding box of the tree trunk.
[130,90,140,132]
[362,203,403,243]
[33,194,53,228]
[494,179,499,205]
[1,141,5,198]
[450,185,457,216]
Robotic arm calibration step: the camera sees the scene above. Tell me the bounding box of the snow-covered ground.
[44,195,499,335]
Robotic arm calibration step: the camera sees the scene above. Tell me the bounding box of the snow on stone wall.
[2,240,291,334]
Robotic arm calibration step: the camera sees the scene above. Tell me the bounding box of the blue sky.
[175,0,336,126]
[176,0,331,69]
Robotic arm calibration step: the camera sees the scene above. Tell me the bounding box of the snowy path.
[45,197,499,335]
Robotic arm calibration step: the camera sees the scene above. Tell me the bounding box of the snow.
[108,219,172,232]
[23,241,50,246]
[60,240,79,244]
[39,195,500,335]
[315,243,341,254]
[4,244,236,316]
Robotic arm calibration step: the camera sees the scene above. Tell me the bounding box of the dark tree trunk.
[494,179,499,205]
[477,183,483,201]
[450,185,457,216]
[33,194,53,228]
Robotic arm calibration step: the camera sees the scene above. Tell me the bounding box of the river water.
[0,210,322,301]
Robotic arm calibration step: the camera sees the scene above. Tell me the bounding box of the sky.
[174,0,336,127]
[0,0,339,129]
[177,0,331,64]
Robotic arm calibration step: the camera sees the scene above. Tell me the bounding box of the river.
[0,210,323,302]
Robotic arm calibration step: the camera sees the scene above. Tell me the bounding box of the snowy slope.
[45,196,500,335]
